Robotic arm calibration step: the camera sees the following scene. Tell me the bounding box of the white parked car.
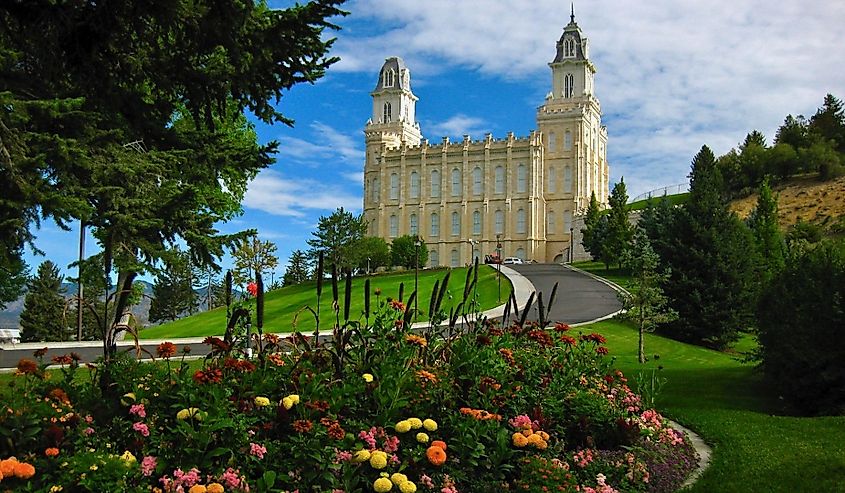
[502,257,524,264]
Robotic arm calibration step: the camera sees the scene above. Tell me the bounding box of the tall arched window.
[450,249,459,267]
[409,213,418,235]
[516,164,527,193]
[451,211,460,236]
[564,37,575,57]
[450,168,461,197]
[430,250,439,268]
[389,215,398,237]
[430,212,439,237]
[389,173,399,200]
[516,209,526,234]
[383,68,395,87]
[430,170,440,198]
[409,171,420,199]
[548,167,556,193]
[548,132,556,152]
[494,166,505,194]
[564,130,572,150]
[564,74,574,98]
[494,210,504,235]
[472,167,483,195]
[372,177,380,201]
[564,166,572,192]
[383,102,392,123]
[547,211,556,235]
[472,210,481,235]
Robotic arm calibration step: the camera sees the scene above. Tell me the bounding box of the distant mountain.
[0,280,213,329]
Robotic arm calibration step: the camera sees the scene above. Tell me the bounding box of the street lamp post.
[496,233,502,302]
[367,257,371,275]
[414,236,421,321]
[569,227,574,263]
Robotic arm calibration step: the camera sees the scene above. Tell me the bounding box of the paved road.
[508,263,623,325]
[1,264,621,368]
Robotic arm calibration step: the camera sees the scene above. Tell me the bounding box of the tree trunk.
[638,316,646,364]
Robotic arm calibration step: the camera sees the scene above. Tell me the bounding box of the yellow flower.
[49,487,63,493]
[363,373,374,383]
[416,432,429,443]
[120,451,136,465]
[289,394,300,405]
[527,433,544,447]
[352,449,371,463]
[399,481,417,493]
[374,477,393,492]
[120,393,136,406]
[207,483,225,493]
[390,472,408,485]
[254,396,271,407]
[281,397,294,410]
[369,450,388,469]
[89,464,98,471]
[394,420,411,433]
[512,432,528,448]
[407,417,422,429]
[188,486,207,493]
[422,419,438,431]
[177,407,203,421]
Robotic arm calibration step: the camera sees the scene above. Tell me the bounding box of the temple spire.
[570,3,575,23]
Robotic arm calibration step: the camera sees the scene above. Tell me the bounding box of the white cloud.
[277,122,364,165]
[331,0,845,196]
[244,170,362,218]
[427,114,490,139]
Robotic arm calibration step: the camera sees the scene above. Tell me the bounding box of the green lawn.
[571,260,634,291]
[627,192,690,211]
[581,303,845,491]
[140,266,512,339]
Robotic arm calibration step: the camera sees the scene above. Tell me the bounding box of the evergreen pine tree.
[19,261,68,342]
[580,191,604,261]
[660,146,759,349]
[748,178,785,281]
[149,250,197,323]
[601,179,633,268]
[283,250,311,286]
[809,94,845,153]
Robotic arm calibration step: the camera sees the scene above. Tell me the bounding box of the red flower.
[16,358,38,375]
[581,333,607,344]
[498,348,516,365]
[292,420,313,433]
[203,337,230,353]
[51,354,73,365]
[156,342,177,359]
[527,329,553,347]
[224,358,256,373]
[560,335,577,346]
[193,368,223,384]
[596,346,609,355]
[554,322,571,332]
[305,400,330,412]
[247,282,258,297]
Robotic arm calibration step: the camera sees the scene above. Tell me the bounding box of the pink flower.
[249,442,267,459]
[130,403,146,418]
[133,421,150,437]
[334,449,353,463]
[221,468,242,489]
[140,456,157,476]
[420,474,435,488]
[84,427,95,436]
[383,435,400,453]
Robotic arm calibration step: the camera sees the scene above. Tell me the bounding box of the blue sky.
[24,0,845,283]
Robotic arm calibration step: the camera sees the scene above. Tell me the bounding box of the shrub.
[756,240,845,415]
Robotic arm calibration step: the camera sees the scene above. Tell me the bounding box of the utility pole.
[77,221,85,341]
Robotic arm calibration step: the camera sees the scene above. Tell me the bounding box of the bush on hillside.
[756,240,845,415]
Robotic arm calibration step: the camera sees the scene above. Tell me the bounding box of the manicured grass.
[627,192,690,211]
[581,307,845,491]
[139,266,512,339]
[571,260,634,291]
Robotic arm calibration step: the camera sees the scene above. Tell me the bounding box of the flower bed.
[0,300,697,492]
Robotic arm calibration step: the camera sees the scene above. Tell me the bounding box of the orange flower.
[156,342,177,359]
[426,445,447,466]
[293,420,313,433]
[45,448,59,457]
[13,461,35,479]
[267,353,286,366]
[405,334,428,347]
[512,432,529,448]
[0,458,18,476]
[16,359,38,375]
[389,299,406,311]
[459,407,502,421]
[431,440,447,451]
[415,370,438,383]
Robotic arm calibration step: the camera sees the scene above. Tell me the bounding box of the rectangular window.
[389,215,398,237]
[564,166,572,192]
[451,212,460,236]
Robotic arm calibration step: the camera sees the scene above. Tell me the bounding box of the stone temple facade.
[363,13,609,266]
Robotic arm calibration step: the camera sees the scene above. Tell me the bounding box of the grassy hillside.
[139,265,511,339]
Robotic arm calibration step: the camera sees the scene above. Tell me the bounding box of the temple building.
[363,11,608,265]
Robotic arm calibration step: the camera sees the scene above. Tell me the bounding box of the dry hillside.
[730,175,845,231]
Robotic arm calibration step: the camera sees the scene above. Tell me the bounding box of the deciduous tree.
[232,236,279,287]
[391,235,429,269]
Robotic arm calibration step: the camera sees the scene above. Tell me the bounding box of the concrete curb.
[670,420,713,489]
[563,263,627,326]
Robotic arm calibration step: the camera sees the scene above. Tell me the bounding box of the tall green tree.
[232,236,279,286]
[660,146,759,349]
[282,250,311,287]
[307,207,367,272]
[19,261,67,342]
[0,0,346,356]
[391,235,429,269]
[619,229,676,363]
[0,255,27,310]
[149,249,197,324]
[353,236,391,273]
[580,191,605,262]
[601,178,633,269]
[775,114,810,150]
[809,93,845,153]
[748,178,785,281]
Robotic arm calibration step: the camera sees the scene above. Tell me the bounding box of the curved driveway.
[1,264,621,369]
[508,263,623,325]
